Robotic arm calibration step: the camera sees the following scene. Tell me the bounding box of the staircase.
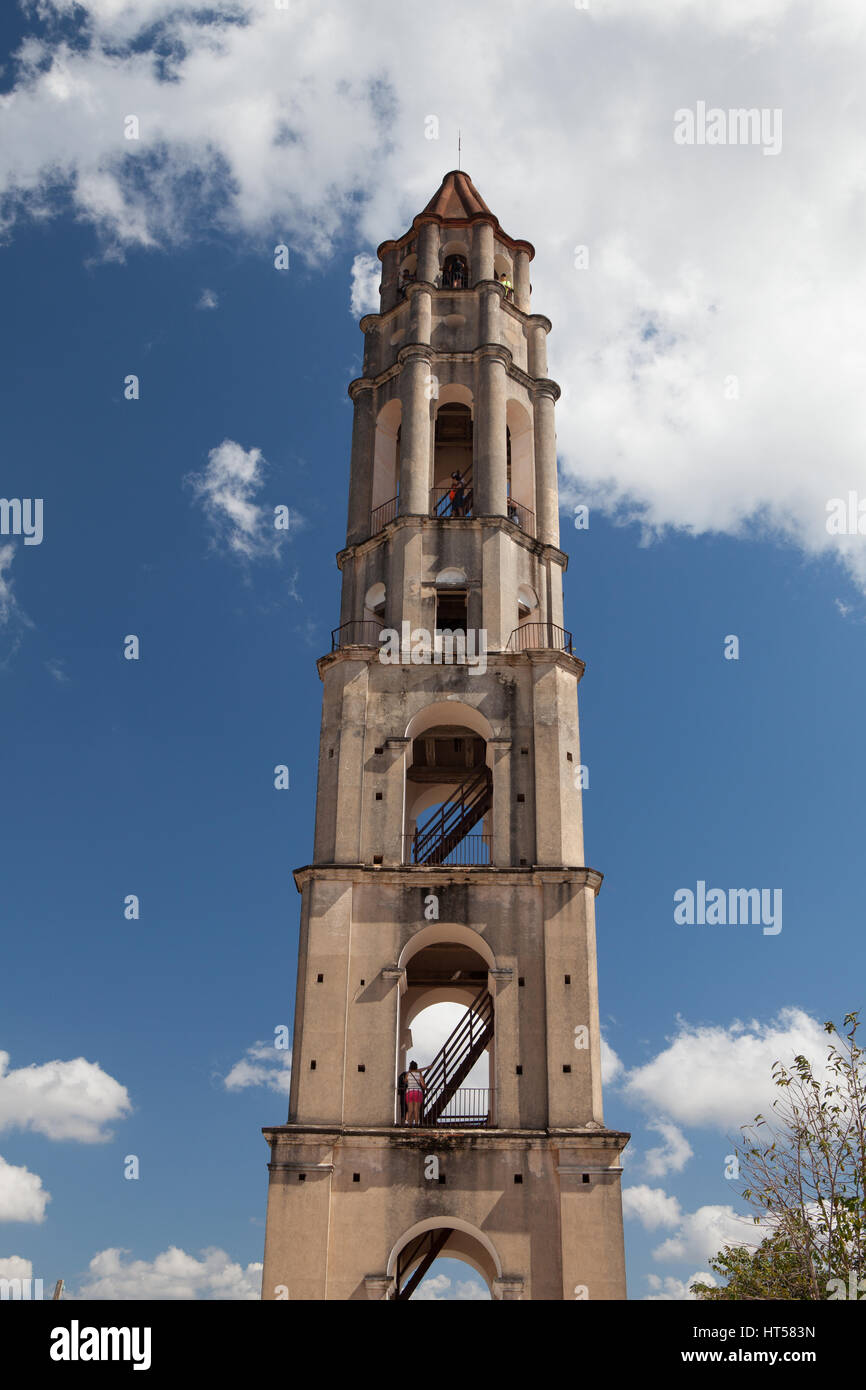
[393,1228,452,1300]
[410,768,492,865]
[421,987,494,1126]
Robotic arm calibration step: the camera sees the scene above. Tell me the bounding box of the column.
[480,283,500,345]
[398,349,433,514]
[533,387,560,546]
[471,221,494,285]
[408,285,432,344]
[527,317,549,378]
[476,351,508,516]
[418,220,440,284]
[514,250,531,312]
[489,737,512,867]
[346,382,375,545]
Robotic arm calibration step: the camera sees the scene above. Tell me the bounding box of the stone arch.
[373,398,401,511]
[506,397,534,525]
[398,921,496,973]
[436,566,467,587]
[404,700,493,746]
[387,1217,502,1292]
[364,581,386,623]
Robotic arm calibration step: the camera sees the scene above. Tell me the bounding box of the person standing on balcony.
[449,471,466,518]
[397,1068,409,1125]
[405,1060,426,1126]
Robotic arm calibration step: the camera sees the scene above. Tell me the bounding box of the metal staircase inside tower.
[421,987,494,1126]
[409,768,492,865]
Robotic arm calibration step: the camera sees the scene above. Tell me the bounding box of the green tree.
[692,1012,865,1301]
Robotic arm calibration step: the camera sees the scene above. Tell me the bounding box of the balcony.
[507,622,573,655]
[396,1086,492,1128]
[402,832,491,867]
[331,619,384,652]
[507,498,535,536]
[370,495,398,533]
[430,485,474,519]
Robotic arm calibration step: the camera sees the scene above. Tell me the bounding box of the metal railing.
[403,832,491,867]
[431,485,474,519]
[396,1087,492,1127]
[370,495,398,533]
[507,499,536,535]
[330,619,384,652]
[507,621,574,655]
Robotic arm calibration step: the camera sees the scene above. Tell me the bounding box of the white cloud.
[409,1003,488,1088]
[0,1155,51,1223]
[2,3,866,585]
[622,1184,682,1231]
[0,1050,131,1142]
[600,1035,624,1086]
[413,1271,491,1301]
[45,657,69,683]
[222,1041,291,1095]
[644,1119,693,1177]
[623,1008,830,1130]
[196,287,218,309]
[0,545,33,663]
[653,1203,767,1265]
[72,1246,262,1300]
[350,252,380,317]
[0,1255,34,1281]
[646,1271,717,1301]
[186,439,297,561]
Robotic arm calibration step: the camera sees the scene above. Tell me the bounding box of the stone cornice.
[263,1123,629,1146]
[292,863,604,894]
[315,644,585,683]
[348,346,560,403]
[335,512,568,571]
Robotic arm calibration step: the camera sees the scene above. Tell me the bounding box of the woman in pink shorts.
[404,1060,426,1126]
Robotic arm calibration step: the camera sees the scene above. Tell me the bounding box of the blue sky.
[1,0,864,1301]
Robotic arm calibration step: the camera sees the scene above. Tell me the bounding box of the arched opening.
[505,399,535,532]
[493,252,514,299]
[371,399,401,532]
[397,934,495,1129]
[403,721,492,868]
[388,1218,501,1300]
[364,581,386,625]
[432,391,474,519]
[398,252,417,296]
[440,240,470,290]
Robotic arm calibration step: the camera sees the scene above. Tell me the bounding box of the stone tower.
[260,171,628,1301]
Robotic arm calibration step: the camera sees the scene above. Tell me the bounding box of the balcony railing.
[431,486,474,519]
[396,1087,492,1127]
[507,499,536,536]
[370,495,398,533]
[331,619,384,652]
[507,622,574,655]
[402,832,491,867]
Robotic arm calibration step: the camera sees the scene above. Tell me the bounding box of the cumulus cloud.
[222,1041,291,1095]
[653,1203,768,1265]
[0,1050,131,1142]
[0,1155,51,1223]
[0,1255,34,1281]
[600,1035,624,1086]
[186,439,299,561]
[413,1271,490,1301]
[646,1271,717,1302]
[623,1007,831,1130]
[644,1119,693,1177]
[196,287,218,309]
[73,1246,262,1300]
[622,1184,682,1231]
[350,252,380,317]
[2,2,866,586]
